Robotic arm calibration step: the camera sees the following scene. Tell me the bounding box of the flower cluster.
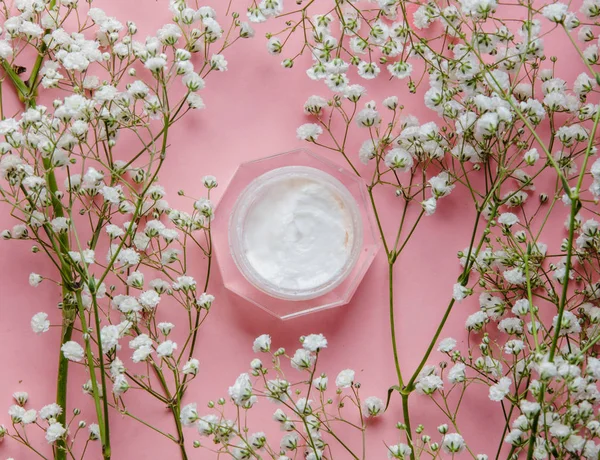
[0,0,247,458]
[254,0,600,458]
[180,334,386,459]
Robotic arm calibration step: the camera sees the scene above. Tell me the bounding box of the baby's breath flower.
[302,334,327,352]
[252,334,271,353]
[31,312,50,334]
[335,369,355,388]
[438,338,457,353]
[61,341,84,362]
[296,123,323,141]
[363,396,384,416]
[442,433,465,454]
[46,422,67,443]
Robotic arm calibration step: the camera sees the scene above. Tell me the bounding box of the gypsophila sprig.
[183,334,382,459]
[0,1,247,459]
[247,0,600,459]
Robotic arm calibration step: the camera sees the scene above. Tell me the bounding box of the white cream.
[243,176,354,291]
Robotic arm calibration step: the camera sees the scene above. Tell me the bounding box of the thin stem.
[389,263,404,388]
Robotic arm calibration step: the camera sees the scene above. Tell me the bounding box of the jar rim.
[228,166,364,301]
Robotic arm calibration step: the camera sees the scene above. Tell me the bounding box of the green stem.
[24,104,76,460]
[74,291,108,459]
[54,297,74,460]
[151,359,188,460]
[389,263,404,388]
[401,393,415,460]
[90,295,111,459]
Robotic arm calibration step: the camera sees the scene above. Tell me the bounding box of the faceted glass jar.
[212,149,380,320]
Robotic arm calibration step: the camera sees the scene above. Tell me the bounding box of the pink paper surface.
[0,0,584,458]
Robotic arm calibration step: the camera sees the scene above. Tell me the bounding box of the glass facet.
[212,148,380,320]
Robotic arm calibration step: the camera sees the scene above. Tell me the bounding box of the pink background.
[0,1,583,458]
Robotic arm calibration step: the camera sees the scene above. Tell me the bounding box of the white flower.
[438,337,457,353]
[61,341,84,362]
[388,61,413,79]
[116,248,140,266]
[359,139,377,164]
[335,369,355,388]
[448,363,466,383]
[202,175,217,188]
[429,172,455,198]
[252,334,271,353]
[415,374,444,394]
[267,37,282,54]
[520,400,541,418]
[89,423,100,440]
[210,54,228,71]
[105,224,125,239]
[158,322,175,335]
[197,414,219,436]
[422,197,437,216]
[542,3,568,22]
[384,148,413,171]
[139,290,160,309]
[503,267,526,285]
[357,61,380,79]
[240,22,255,38]
[537,361,558,380]
[549,422,571,440]
[356,106,381,127]
[182,358,200,376]
[280,432,299,451]
[296,123,323,141]
[498,213,519,226]
[465,311,487,331]
[8,405,25,423]
[383,96,398,110]
[100,325,120,353]
[498,317,523,335]
[0,40,13,59]
[228,373,253,406]
[489,377,512,401]
[126,271,144,289]
[442,433,465,453]
[313,376,328,391]
[128,80,149,98]
[40,403,62,420]
[343,84,366,101]
[302,334,327,352]
[112,375,129,396]
[12,392,28,406]
[173,275,196,291]
[452,283,470,301]
[553,310,581,335]
[132,345,153,363]
[156,340,177,358]
[504,340,525,355]
[45,422,66,443]
[180,403,199,426]
[291,349,314,370]
[196,293,214,309]
[303,95,328,115]
[29,273,42,287]
[31,312,50,334]
[145,56,167,72]
[388,444,412,459]
[363,396,384,416]
[187,93,205,109]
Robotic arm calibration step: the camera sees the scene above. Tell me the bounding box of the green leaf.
[385,385,401,412]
